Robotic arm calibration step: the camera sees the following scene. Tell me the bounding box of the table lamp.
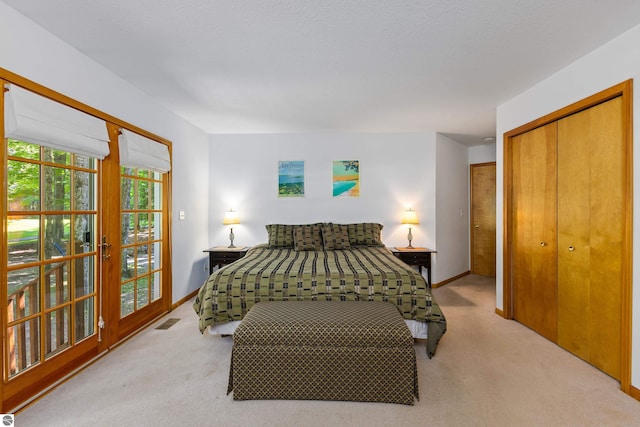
[401,208,419,249]
[223,209,240,248]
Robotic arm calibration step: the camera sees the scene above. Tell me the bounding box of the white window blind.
[4,84,110,159]
[119,129,171,173]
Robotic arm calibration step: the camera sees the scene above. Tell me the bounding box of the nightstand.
[390,247,436,288]
[203,246,249,275]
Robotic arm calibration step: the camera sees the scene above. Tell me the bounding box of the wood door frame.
[503,80,633,393]
[470,161,496,276]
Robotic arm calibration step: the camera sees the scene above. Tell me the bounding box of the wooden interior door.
[470,162,496,277]
[511,123,558,342]
[557,96,624,380]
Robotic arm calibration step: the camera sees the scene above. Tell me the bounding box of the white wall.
[435,134,471,281]
[208,132,442,275]
[0,1,211,302]
[496,23,640,388]
[469,142,496,165]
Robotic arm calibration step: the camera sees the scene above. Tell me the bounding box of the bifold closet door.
[511,123,558,342]
[557,96,624,380]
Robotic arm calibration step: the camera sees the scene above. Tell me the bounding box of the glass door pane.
[119,167,163,318]
[5,139,98,378]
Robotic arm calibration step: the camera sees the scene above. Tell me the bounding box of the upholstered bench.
[228,301,418,405]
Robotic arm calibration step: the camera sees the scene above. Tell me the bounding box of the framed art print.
[278,160,305,197]
[332,160,359,197]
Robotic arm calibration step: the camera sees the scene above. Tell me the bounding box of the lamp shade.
[401,209,419,225]
[223,210,240,225]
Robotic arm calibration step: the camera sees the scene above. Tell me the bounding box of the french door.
[3,139,103,409]
[102,124,171,341]
[1,75,171,411]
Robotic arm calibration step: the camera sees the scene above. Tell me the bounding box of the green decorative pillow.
[265,224,296,248]
[293,224,323,251]
[322,224,351,250]
[346,223,384,246]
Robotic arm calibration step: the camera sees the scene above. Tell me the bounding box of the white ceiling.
[5,1,640,146]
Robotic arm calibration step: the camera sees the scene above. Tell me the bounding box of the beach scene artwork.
[332,160,360,197]
[278,160,305,197]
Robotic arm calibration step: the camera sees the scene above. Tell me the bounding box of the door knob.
[474,224,480,228]
[540,242,546,247]
[568,246,575,252]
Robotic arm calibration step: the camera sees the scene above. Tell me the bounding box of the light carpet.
[15,274,640,426]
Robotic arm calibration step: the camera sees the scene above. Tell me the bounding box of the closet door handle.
[540,242,546,247]
[568,246,575,252]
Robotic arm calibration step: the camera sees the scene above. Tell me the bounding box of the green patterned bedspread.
[193,244,446,356]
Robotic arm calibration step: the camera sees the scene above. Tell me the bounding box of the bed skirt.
[210,318,429,339]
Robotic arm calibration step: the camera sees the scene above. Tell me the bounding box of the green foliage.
[8,140,40,210]
[8,139,39,160]
[279,182,304,196]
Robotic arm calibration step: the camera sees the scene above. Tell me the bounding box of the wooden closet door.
[511,123,558,342]
[557,96,624,380]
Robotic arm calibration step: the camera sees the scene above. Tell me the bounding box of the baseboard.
[172,288,199,310]
[495,307,505,317]
[628,384,640,401]
[432,271,470,288]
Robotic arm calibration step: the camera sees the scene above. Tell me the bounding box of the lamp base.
[406,227,414,249]
[228,227,236,248]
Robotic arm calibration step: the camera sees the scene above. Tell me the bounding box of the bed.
[193,222,447,357]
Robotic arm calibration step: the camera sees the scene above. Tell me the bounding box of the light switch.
[179,210,185,220]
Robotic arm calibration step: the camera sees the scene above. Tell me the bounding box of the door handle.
[540,242,546,247]
[474,224,480,228]
[101,236,112,260]
[568,246,575,252]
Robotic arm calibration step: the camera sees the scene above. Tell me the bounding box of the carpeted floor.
[15,274,640,426]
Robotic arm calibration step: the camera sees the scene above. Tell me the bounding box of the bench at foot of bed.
[228,301,419,405]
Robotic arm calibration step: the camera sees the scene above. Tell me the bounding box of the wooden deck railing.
[6,261,68,376]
